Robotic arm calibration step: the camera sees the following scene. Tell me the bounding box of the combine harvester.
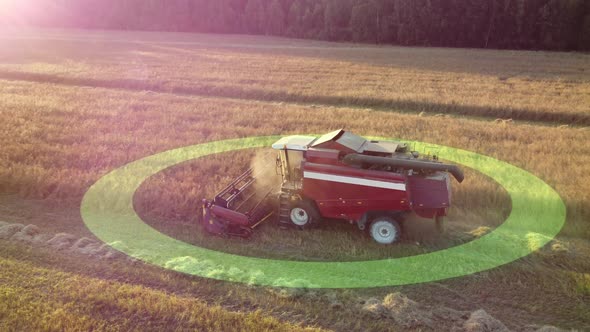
[202,130,464,244]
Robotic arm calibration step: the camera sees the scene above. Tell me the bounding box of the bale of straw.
[32,233,53,245]
[463,309,510,332]
[362,297,388,317]
[21,224,41,236]
[11,231,34,243]
[46,233,77,250]
[382,292,433,329]
[72,237,95,249]
[362,293,434,329]
[103,248,124,260]
[92,243,112,256]
[0,224,25,240]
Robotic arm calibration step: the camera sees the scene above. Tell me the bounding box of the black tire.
[369,216,401,244]
[288,200,320,228]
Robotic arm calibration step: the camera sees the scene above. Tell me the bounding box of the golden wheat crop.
[1,28,589,330]
[1,29,589,124]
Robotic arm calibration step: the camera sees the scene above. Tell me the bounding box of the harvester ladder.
[278,191,291,225]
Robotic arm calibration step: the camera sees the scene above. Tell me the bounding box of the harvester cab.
[273,135,314,190]
[202,129,464,244]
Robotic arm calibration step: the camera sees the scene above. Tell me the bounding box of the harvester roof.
[271,135,316,151]
[311,129,364,152]
[272,130,402,155]
[312,129,399,155]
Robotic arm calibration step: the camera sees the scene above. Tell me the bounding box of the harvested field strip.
[1,229,585,331]
[0,70,588,126]
[1,227,587,331]
[0,255,322,332]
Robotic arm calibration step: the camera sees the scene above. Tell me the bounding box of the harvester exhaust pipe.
[342,154,464,183]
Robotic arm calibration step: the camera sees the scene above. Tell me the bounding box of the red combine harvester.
[202,130,464,244]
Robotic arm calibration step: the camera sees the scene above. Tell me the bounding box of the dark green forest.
[3,0,590,51]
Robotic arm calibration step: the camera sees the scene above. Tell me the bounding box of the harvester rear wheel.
[369,217,401,244]
[289,200,319,229]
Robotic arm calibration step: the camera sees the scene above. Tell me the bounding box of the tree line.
[5,0,590,51]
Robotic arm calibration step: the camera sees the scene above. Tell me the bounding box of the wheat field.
[0,28,589,331]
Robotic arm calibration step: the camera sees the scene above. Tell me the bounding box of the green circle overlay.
[81,136,566,289]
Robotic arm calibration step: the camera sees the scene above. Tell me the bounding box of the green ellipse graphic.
[80,136,566,288]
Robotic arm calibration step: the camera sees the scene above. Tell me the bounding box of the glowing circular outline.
[81,136,566,288]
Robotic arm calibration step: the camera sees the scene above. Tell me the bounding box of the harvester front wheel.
[289,201,319,228]
[369,217,401,244]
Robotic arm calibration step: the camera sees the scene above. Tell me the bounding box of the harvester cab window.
[278,150,287,178]
[279,149,303,186]
[287,150,303,180]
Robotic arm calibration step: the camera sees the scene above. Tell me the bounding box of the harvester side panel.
[301,163,409,221]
